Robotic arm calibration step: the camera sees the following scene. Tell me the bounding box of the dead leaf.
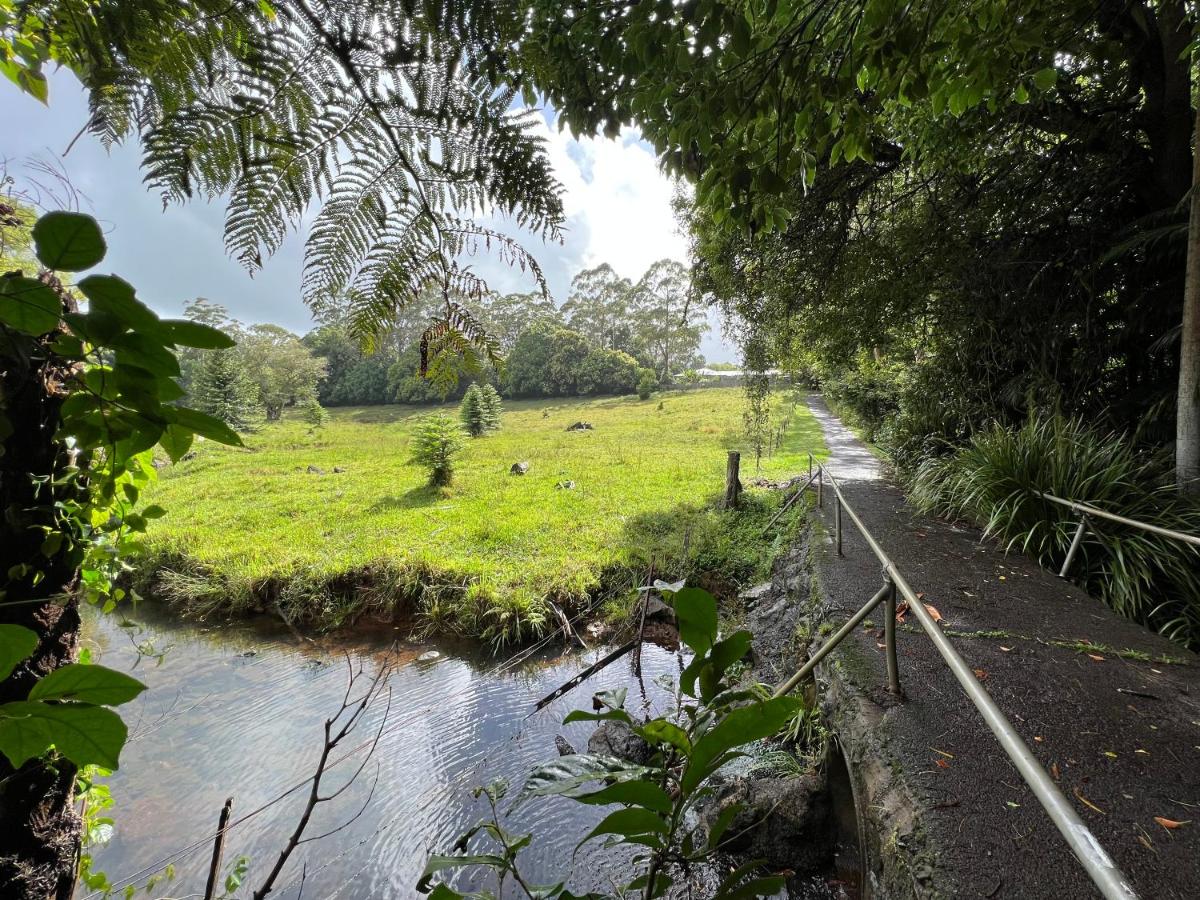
[1088,654,1105,662]
[923,603,943,623]
[935,758,951,769]
[973,668,988,681]
[1050,762,1061,780]
[1074,788,1106,815]
[876,642,886,650]
[1154,817,1190,830]
[895,602,909,623]
[1000,645,1014,652]
[1033,735,1043,743]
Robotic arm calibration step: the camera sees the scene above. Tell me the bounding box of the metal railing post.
[835,493,843,556]
[808,452,813,478]
[817,467,824,508]
[884,575,902,697]
[1059,514,1089,578]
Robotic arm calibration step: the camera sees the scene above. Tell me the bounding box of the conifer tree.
[480,383,503,431]
[190,349,263,432]
[460,383,487,436]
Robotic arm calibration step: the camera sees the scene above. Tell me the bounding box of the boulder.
[306,464,326,475]
[510,461,530,475]
[332,466,346,473]
[416,650,441,663]
[642,595,675,623]
[565,421,594,431]
[695,770,832,870]
[739,582,775,609]
[587,720,652,765]
[554,735,577,756]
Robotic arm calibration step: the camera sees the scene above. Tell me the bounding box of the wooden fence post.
[203,797,234,900]
[723,451,741,509]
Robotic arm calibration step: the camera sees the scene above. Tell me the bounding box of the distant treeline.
[181,258,710,417]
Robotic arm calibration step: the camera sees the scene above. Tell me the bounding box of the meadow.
[140,387,827,644]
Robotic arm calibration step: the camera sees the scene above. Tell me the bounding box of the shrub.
[479,383,503,430]
[409,414,466,486]
[578,347,639,395]
[911,415,1200,647]
[190,348,263,431]
[460,383,487,436]
[636,367,657,400]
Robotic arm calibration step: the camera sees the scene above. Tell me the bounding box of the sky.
[2,71,738,363]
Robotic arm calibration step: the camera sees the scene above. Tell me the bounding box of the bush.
[578,347,639,395]
[910,415,1200,647]
[636,367,657,400]
[504,323,591,397]
[409,414,466,486]
[479,383,503,430]
[190,348,263,431]
[460,383,487,436]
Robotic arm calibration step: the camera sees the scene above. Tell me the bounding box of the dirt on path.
[803,396,1200,899]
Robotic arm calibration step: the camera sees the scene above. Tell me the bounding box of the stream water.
[78,605,689,898]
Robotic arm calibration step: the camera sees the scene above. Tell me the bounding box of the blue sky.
[2,70,737,362]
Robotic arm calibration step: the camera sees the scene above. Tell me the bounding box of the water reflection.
[79,606,682,898]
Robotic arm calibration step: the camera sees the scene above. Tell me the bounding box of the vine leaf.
[158,424,195,462]
[671,587,718,656]
[0,701,128,769]
[0,625,39,681]
[166,406,243,446]
[28,663,146,706]
[163,319,237,350]
[0,276,61,335]
[32,211,106,271]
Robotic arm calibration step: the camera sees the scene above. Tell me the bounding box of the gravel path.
[805,395,1200,899]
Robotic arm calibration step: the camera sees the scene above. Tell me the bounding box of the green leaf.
[0,625,39,681]
[77,275,159,332]
[637,719,691,753]
[0,701,128,769]
[576,780,673,813]
[167,407,243,446]
[516,754,655,806]
[681,697,801,795]
[32,212,106,271]
[714,875,786,900]
[706,802,743,851]
[29,664,146,706]
[1033,67,1057,90]
[416,854,507,892]
[671,587,718,655]
[577,807,668,849]
[159,425,194,462]
[562,708,633,725]
[161,319,236,349]
[0,276,61,334]
[110,332,181,377]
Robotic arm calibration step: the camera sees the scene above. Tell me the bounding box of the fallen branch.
[532,642,637,712]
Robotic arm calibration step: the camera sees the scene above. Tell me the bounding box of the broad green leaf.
[110,332,181,377]
[516,754,655,806]
[77,275,159,331]
[167,406,243,446]
[0,701,128,769]
[671,587,718,655]
[29,664,146,706]
[1033,67,1057,90]
[32,211,106,271]
[161,319,236,349]
[637,719,691,753]
[577,807,668,849]
[416,853,507,892]
[562,708,632,725]
[0,625,39,681]
[426,885,466,899]
[576,780,672,813]
[159,424,194,462]
[714,876,787,900]
[681,697,801,795]
[0,276,61,334]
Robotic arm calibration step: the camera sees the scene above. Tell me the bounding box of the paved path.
[804,396,1200,899]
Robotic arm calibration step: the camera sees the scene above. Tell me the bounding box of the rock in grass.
[510,461,530,475]
[587,720,652,764]
[306,464,326,475]
[332,466,346,473]
[565,421,593,431]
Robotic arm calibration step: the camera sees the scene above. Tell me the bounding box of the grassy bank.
[139,388,827,645]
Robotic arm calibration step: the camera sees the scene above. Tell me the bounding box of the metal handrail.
[1037,491,1200,578]
[774,457,1138,900]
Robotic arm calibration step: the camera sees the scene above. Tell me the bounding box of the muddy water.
[78,606,684,898]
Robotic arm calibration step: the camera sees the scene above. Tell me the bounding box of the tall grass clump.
[911,415,1200,647]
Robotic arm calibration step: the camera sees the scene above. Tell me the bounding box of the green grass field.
[140,387,827,643]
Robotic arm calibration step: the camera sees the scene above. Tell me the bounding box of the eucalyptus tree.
[631,259,706,380]
[561,263,636,353]
[482,290,563,351]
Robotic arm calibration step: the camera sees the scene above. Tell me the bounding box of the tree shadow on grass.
[368,484,446,511]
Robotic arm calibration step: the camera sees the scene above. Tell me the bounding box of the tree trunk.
[0,323,85,898]
[1178,101,1200,494]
